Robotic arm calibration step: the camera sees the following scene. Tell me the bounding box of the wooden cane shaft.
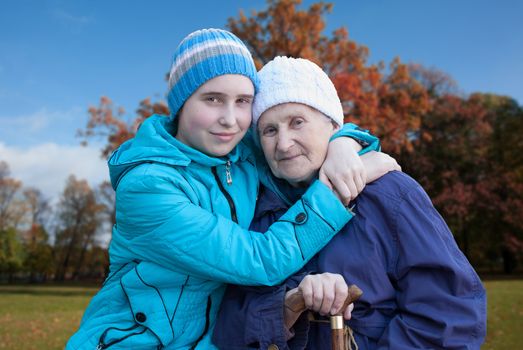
[331,327,345,350]
[331,285,362,350]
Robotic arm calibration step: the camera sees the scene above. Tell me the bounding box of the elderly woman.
[213,57,487,350]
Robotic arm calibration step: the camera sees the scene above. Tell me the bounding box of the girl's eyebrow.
[200,91,253,99]
[238,94,254,99]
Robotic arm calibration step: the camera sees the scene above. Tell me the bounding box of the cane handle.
[286,284,363,314]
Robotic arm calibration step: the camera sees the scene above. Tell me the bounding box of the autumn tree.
[0,227,24,282]
[228,0,338,67]
[79,96,169,158]
[54,175,105,281]
[402,95,490,250]
[228,0,431,155]
[0,161,26,281]
[23,188,49,229]
[21,188,54,282]
[0,161,25,231]
[397,88,523,271]
[472,94,523,272]
[96,181,116,227]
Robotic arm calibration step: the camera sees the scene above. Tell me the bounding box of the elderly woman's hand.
[320,137,366,206]
[284,273,353,331]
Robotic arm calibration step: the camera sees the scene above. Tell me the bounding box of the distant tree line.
[0,161,110,282]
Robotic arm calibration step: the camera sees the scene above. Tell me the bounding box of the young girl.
[67,29,383,350]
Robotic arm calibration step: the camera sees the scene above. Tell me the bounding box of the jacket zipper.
[212,166,238,223]
[225,160,232,185]
[190,166,234,349]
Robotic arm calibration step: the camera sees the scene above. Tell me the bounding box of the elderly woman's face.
[258,103,338,187]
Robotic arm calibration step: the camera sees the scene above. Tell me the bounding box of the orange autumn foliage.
[76,0,523,270]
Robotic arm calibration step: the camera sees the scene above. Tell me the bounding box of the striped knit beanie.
[167,28,259,118]
[252,56,344,127]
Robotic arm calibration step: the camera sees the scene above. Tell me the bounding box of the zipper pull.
[225,161,232,185]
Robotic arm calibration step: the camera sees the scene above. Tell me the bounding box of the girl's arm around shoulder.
[112,164,354,287]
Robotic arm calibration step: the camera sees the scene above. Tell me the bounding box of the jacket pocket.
[97,266,174,349]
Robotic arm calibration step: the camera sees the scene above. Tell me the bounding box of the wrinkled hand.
[284,273,353,330]
[320,138,366,205]
[361,151,401,184]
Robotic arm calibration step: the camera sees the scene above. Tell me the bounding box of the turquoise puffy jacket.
[66,115,355,350]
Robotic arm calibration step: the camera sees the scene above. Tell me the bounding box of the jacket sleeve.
[377,182,487,349]
[330,122,381,155]
[112,173,352,286]
[212,272,311,350]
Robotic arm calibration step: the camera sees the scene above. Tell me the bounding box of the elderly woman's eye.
[262,126,277,136]
[292,117,304,127]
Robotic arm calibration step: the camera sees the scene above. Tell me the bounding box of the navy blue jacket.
[213,171,486,349]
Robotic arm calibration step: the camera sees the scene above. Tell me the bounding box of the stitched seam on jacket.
[301,199,336,232]
[389,184,416,280]
[135,267,174,342]
[171,275,190,323]
[102,262,132,287]
[118,267,168,346]
[100,325,148,348]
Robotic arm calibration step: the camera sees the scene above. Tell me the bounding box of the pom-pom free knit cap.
[252,56,344,127]
[167,28,259,118]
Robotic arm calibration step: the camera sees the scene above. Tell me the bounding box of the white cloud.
[0,106,87,147]
[1,106,82,133]
[0,142,108,204]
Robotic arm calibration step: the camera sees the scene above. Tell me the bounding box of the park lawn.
[483,279,523,350]
[0,280,522,350]
[0,284,98,350]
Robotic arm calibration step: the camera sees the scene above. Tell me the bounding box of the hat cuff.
[168,55,259,118]
[253,87,344,126]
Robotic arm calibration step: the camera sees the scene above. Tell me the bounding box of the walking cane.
[286,284,363,350]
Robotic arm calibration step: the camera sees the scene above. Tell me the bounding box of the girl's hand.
[361,151,401,184]
[320,137,366,206]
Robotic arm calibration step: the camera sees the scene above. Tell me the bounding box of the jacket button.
[295,212,306,223]
[268,345,279,350]
[135,312,147,323]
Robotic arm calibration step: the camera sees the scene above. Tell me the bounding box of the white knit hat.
[252,56,344,127]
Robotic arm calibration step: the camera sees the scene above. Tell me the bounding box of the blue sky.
[1,0,522,201]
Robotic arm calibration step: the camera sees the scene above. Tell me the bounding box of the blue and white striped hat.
[167,28,259,118]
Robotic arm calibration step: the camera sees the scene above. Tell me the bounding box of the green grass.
[0,280,522,349]
[483,280,523,350]
[0,284,97,350]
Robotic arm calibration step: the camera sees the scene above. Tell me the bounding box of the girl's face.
[176,74,254,157]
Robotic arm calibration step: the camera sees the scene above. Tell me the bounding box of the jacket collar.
[108,114,253,190]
